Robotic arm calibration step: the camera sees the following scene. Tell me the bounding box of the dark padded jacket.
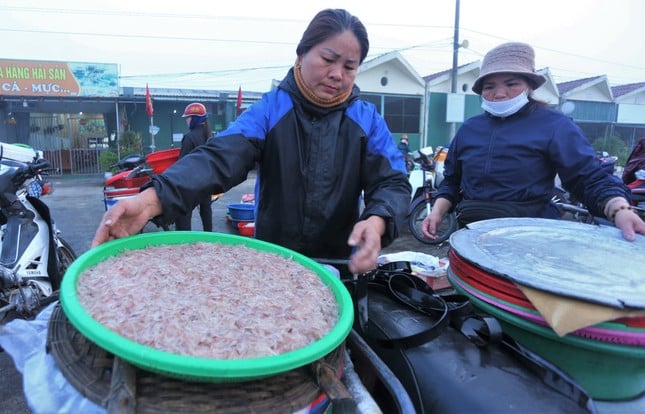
[436,102,631,218]
[149,68,411,260]
[179,123,209,158]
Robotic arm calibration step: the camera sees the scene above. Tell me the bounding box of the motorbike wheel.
[408,201,457,245]
[0,238,77,323]
[52,237,77,290]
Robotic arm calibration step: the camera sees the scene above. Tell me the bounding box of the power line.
[2,5,643,85]
[121,65,291,79]
[0,5,307,24]
[460,27,645,73]
[0,28,294,47]
[5,4,640,74]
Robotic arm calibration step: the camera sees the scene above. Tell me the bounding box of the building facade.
[2,55,643,175]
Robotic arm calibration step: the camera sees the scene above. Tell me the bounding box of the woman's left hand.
[614,208,645,241]
[347,216,386,274]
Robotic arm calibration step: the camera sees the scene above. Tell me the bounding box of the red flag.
[145,83,154,117]
[236,86,242,112]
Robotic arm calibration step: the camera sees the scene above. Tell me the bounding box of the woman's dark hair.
[296,9,369,64]
[202,120,213,140]
[519,75,549,108]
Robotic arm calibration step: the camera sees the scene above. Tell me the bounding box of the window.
[361,94,381,112]
[361,93,421,134]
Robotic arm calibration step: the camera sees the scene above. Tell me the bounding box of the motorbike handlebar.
[30,158,51,173]
[412,151,435,172]
[10,158,51,187]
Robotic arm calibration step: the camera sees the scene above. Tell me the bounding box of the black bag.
[343,263,597,414]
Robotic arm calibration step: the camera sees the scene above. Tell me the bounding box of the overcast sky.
[2,0,644,91]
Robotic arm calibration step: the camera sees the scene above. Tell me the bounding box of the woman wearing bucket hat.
[422,42,645,241]
[92,9,411,274]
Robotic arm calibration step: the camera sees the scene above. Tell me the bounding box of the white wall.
[617,103,645,124]
[563,85,611,102]
[614,90,645,105]
[357,61,424,95]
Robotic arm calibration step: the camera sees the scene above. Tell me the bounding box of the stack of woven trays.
[47,303,343,413]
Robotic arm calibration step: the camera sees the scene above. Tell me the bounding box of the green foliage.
[119,130,142,154]
[591,135,630,166]
[99,150,118,172]
[99,130,143,171]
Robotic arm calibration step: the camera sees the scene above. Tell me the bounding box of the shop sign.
[0,59,119,97]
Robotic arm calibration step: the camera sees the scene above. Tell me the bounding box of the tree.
[591,135,630,166]
[119,130,142,154]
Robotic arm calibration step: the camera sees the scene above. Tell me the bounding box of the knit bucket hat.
[472,42,546,95]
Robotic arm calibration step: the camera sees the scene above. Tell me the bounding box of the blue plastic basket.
[228,203,255,221]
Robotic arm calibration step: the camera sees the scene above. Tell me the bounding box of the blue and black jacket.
[150,68,411,260]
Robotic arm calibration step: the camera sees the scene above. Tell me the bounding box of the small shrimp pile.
[76,242,339,359]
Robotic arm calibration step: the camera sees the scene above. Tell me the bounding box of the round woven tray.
[46,302,344,413]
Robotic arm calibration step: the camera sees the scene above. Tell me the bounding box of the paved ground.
[0,171,450,413]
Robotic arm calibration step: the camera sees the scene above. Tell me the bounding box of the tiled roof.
[423,61,478,82]
[556,76,605,94]
[611,82,645,98]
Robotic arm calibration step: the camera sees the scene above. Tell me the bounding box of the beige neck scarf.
[293,63,352,108]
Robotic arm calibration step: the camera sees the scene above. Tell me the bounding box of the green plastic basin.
[60,232,354,382]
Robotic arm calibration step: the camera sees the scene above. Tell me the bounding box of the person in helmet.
[92,9,411,275]
[397,134,410,158]
[397,134,413,173]
[174,102,213,231]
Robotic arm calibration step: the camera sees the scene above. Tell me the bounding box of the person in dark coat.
[174,102,213,231]
[397,134,410,158]
[622,137,645,185]
[92,9,411,274]
[422,42,644,242]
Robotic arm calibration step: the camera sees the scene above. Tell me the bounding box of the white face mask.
[481,90,529,117]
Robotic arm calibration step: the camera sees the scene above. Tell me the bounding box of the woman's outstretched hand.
[91,188,163,247]
[613,207,645,241]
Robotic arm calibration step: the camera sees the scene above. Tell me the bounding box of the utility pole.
[449,0,461,139]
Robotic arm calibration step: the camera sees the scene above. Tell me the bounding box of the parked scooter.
[104,153,153,197]
[407,146,457,244]
[102,148,214,231]
[553,151,620,225]
[0,155,76,322]
[626,169,645,219]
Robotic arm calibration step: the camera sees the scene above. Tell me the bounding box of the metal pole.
[170,110,174,148]
[451,0,460,95]
[149,116,155,152]
[115,101,121,160]
[449,0,461,139]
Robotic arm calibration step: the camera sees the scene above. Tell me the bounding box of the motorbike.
[0,154,77,322]
[315,258,598,414]
[407,146,458,244]
[110,153,148,173]
[102,148,222,230]
[103,155,155,211]
[552,151,643,224]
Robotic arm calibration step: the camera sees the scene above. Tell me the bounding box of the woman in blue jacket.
[422,42,644,241]
[92,9,411,274]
